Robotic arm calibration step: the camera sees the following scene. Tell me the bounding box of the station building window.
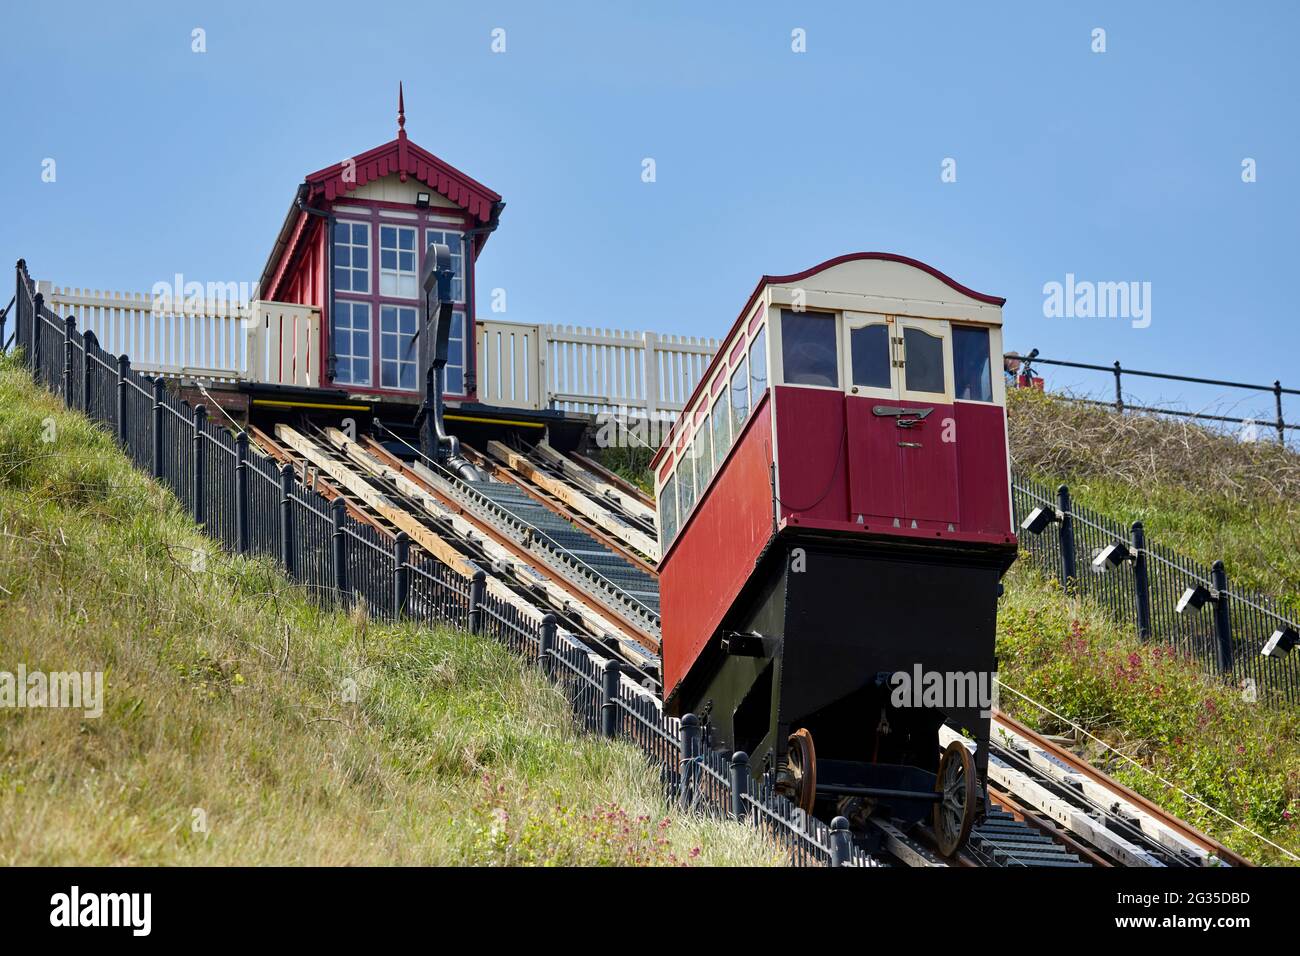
[781,310,839,388]
[953,326,993,402]
[379,305,419,390]
[379,225,419,298]
[332,221,370,293]
[332,300,372,386]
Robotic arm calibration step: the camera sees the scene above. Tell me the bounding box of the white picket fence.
[35,283,716,412]
[37,282,320,388]
[478,319,719,419]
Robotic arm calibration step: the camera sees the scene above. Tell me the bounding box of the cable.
[996,679,1300,862]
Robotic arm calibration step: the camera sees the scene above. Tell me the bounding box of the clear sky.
[2,1,1296,420]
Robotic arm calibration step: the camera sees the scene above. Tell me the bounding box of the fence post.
[1131,522,1152,640]
[62,315,75,406]
[642,330,661,421]
[679,713,700,809]
[234,431,250,555]
[540,612,557,678]
[1211,560,1234,674]
[1113,360,1124,413]
[331,497,350,604]
[600,658,620,738]
[279,462,296,577]
[830,816,853,866]
[31,291,42,378]
[192,405,207,526]
[1056,484,1077,587]
[82,331,96,415]
[151,378,165,479]
[729,751,749,820]
[1275,381,1285,444]
[467,568,486,633]
[393,531,410,618]
[116,354,130,446]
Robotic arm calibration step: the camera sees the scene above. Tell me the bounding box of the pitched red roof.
[303,135,502,222]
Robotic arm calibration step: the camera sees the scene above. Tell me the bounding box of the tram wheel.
[933,740,977,857]
[786,728,817,816]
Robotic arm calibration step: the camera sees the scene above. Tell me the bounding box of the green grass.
[998,561,1300,865]
[1008,388,1300,613]
[0,355,780,866]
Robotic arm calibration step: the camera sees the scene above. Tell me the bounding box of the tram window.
[679,443,697,517]
[953,326,993,402]
[697,413,715,487]
[902,326,945,394]
[781,310,839,388]
[730,357,750,432]
[849,324,891,389]
[660,473,679,546]
[749,327,768,400]
[711,392,731,470]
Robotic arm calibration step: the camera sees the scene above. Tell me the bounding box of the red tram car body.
[653,253,1019,846]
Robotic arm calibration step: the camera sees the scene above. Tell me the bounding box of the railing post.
[1275,381,1285,444]
[62,314,75,406]
[393,531,410,618]
[279,462,296,577]
[191,404,207,526]
[600,658,620,738]
[116,354,130,446]
[1056,484,1077,587]
[31,291,43,377]
[234,431,250,555]
[830,815,853,867]
[729,751,750,821]
[151,377,165,478]
[679,713,700,809]
[467,568,486,633]
[331,497,350,604]
[82,331,96,415]
[642,330,661,422]
[1113,360,1124,413]
[1131,522,1152,640]
[539,612,557,678]
[1211,560,1234,675]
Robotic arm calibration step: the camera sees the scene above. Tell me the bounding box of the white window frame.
[333,219,370,294]
[332,300,372,387]
[378,224,419,299]
[379,304,419,391]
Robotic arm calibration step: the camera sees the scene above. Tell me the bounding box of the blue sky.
[2,1,1296,419]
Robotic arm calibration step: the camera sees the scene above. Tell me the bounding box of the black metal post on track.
[1131,521,1152,640]
[393,531,410,618]
[62,315,75,406]
[1056,484,1077,587]
[830,816,852,866]
[467,568,486,634]
[729,751,749,820]
[600,658,619,738]
[234,431,250,555]
[279,462,296,578]
[331,497,349,605]
[192,405,207,527]
[151,378,165,479]
[1211,560,1234,675]
[115,354,130,446]
[679,713,700,809]
[539,612,557,679]
[31,291,43,380]
[82,331,96,414]
[1276,381,1286,443]
[1113,360,1124,413]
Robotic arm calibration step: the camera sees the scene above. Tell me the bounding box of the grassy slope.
[0,357,778,866]
[1008,388,1300,612]
[997,561,1299,864]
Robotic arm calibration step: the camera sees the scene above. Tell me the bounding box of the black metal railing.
[1012,475,1300,707]
[9,258,876,867]
[1010,353,1299,441]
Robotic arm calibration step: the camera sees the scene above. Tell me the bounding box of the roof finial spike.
[397,81,406,135]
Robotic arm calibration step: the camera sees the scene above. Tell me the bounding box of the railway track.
[258,422,1248,869]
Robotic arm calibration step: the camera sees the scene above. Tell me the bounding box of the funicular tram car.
[653,253,1019,854]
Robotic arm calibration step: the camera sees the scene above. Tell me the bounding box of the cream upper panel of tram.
[766,257,1002,326]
